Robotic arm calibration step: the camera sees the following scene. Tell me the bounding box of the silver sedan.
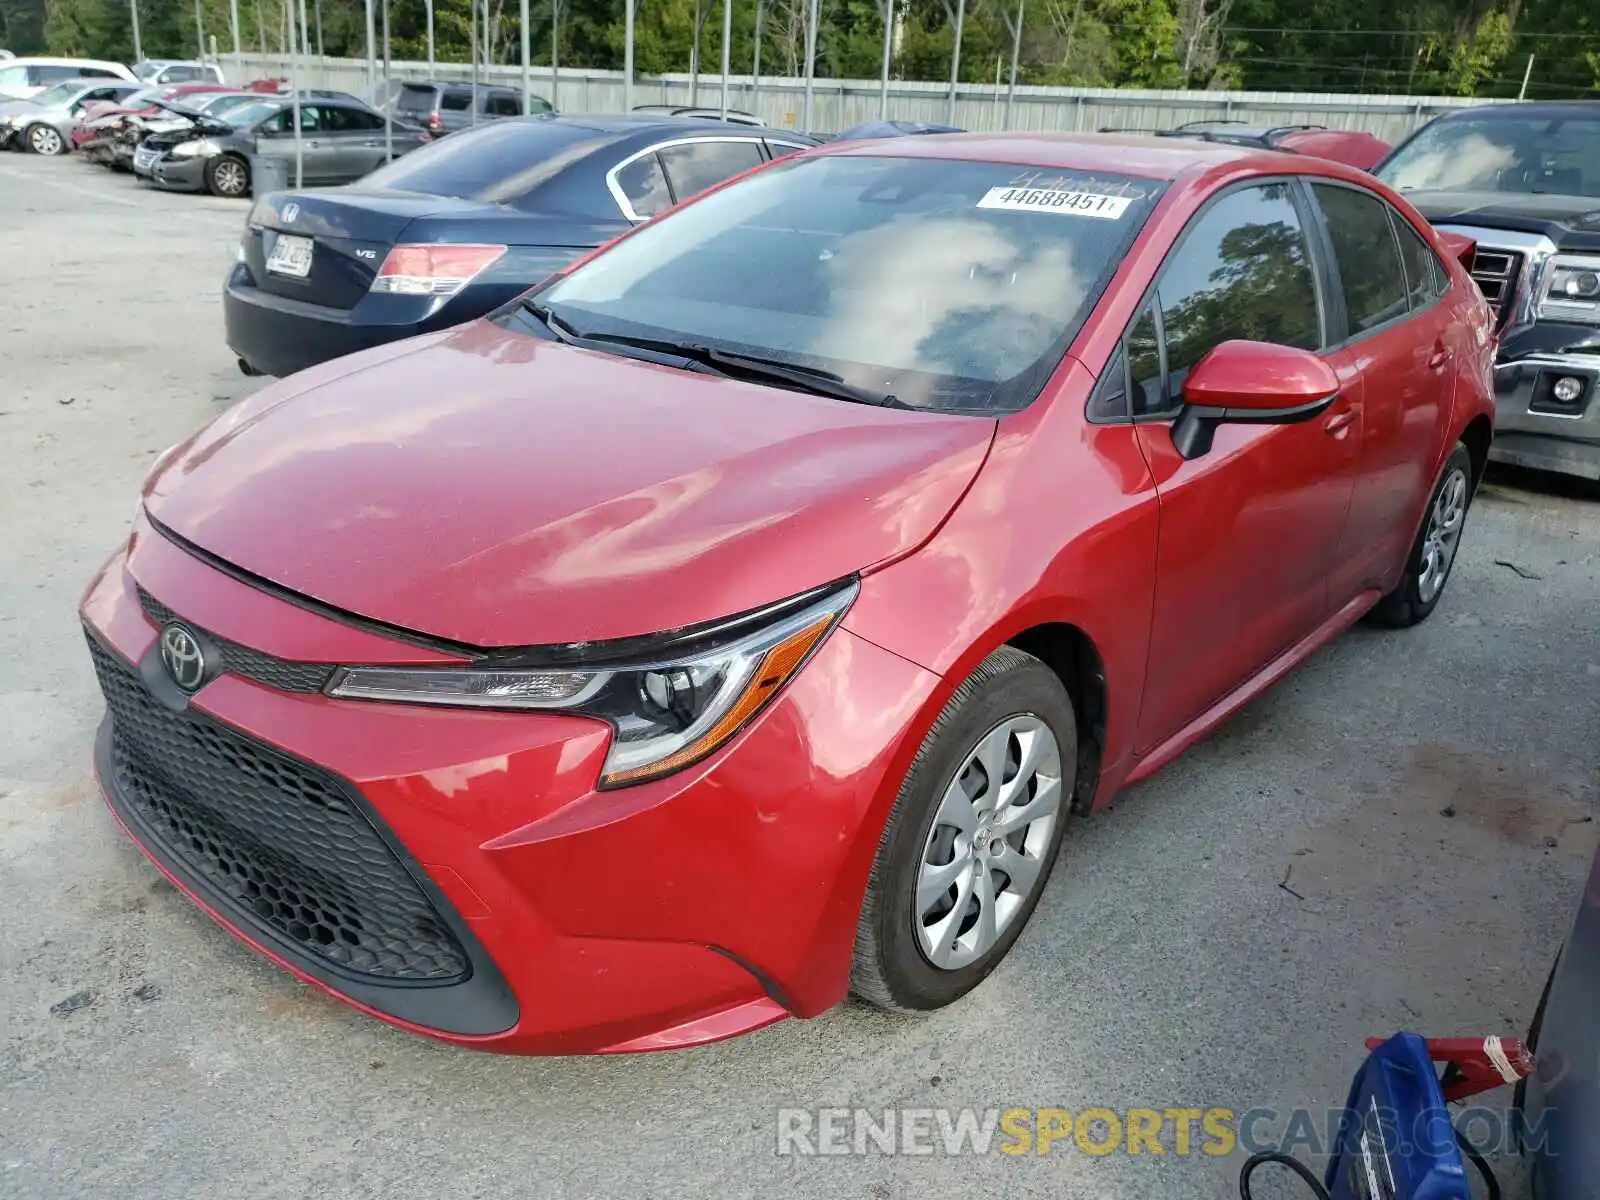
[0,78,142,154]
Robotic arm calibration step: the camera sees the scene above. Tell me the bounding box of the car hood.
[1403,189,1600,253]
[142,321,995,648]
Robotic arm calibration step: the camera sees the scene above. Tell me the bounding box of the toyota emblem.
[159,624,208,692]
[281,202,299,222]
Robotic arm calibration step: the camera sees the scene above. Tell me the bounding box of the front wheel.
[25,124,66,156]
[1368,442,1475,628]
[205,154,250,198]
[851,646,1076,1012]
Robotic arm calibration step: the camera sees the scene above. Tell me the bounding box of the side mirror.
[1172,340,1340,460]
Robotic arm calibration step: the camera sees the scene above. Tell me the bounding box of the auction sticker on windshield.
[976,187,1132,218]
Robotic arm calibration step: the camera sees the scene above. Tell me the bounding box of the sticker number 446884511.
[976,186,1132,219]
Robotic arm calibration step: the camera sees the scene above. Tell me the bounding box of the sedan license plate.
[266,234,314,278]
[134,149,156,172]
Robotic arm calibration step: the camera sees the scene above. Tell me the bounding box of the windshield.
[525,155,1161,412]
[224,100,285,128]
[201,92,259,116]
[358,119,626,207]
[33,81,85,105]
[1378,112,1600,198]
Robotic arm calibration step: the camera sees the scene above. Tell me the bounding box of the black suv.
[390,81,553,136]
[1376,102,1600,481]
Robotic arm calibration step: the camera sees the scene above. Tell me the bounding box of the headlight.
[329,581,858,787]
[168,138,217,158]
[1538,255,1600,324]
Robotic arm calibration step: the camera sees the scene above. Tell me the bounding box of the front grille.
[1470,248,1524,328]
[88,633,469,983]
[137,587,334,694]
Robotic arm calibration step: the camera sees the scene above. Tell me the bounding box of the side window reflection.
[1158,184,1323,391]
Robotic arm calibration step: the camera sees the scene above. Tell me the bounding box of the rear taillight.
[369,243,507,296]
[426,111,443,132]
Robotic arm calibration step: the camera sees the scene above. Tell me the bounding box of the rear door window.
[1311,183,1410,334]
[325,106,384,132]
[487,93,520,116]
[657,139,765,203]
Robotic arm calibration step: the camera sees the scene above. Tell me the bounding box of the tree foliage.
[6,0,1598,99]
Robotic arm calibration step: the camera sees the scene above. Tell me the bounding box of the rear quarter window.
[441,91,474,112]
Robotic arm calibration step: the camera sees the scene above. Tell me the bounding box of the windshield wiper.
[697,347,911,409]
[517,302,912,408]
[518,300,721,375]
[520,299,583,344]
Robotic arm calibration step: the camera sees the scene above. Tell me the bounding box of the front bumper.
[1490,353,1600,480]
[150,154,207,191]
[80,514,938,1053]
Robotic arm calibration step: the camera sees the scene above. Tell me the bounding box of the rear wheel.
[206,154,250,198]
[851,646,1076,1012]
[25,124,65,156]
[1368,442,1475,628]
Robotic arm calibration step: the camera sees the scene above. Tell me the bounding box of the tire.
[25,123,65,156]
[205,154,250,198]
[1367,441,1475,628]
[851,645,1077,1012]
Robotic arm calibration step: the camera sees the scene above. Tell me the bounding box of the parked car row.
[226,113,820,374]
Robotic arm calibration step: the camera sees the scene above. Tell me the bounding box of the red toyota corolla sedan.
[81,134,1496,1054]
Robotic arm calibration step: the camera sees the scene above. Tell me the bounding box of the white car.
[131,59,226,86]
[0,57,135,100]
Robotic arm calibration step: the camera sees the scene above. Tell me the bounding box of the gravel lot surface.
[2,152,1597,1199]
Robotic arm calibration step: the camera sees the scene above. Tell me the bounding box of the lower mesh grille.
[88,633,469,983]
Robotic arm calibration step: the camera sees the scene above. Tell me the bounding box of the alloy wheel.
[29,125,63,155]
[214,159,247,196]
[1418,466,1469,604]
[913,714,1062,971]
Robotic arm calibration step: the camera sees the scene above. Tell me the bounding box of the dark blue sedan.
[225,114,817,378]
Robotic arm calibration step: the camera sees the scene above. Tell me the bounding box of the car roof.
[530,112,789,137]
[8,56,128,67]
[1431,101,1600,121]
[812,131,1291,181]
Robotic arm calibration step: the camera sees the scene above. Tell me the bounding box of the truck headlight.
[328,581,858,787]
[1538,256,1600,324]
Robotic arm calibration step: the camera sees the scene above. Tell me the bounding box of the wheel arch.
[1459,412,1493,490]
[1005,622,1108,815]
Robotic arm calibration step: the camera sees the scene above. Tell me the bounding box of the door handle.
[1427,342,1451,371]
[1324,407,1357,436]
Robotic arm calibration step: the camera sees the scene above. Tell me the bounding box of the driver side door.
[1130,181,1363,756]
